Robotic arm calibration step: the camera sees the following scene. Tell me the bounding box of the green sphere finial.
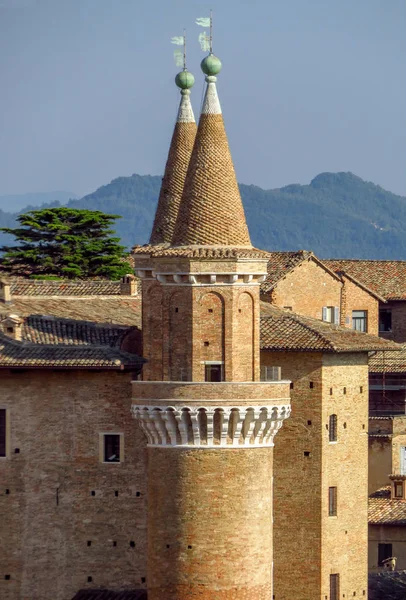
[201,54,222,76]
[175,70,195,90]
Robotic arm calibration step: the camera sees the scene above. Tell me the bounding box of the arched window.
[329,414,338,442]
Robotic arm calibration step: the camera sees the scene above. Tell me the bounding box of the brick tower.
[132,54,291,600]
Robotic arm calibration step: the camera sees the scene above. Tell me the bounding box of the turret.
[132,35,291,600]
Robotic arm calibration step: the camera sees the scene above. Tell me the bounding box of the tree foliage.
[0,207,129,279]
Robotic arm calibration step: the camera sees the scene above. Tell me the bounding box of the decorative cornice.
[131,404,290,448]
[135,270,267,286]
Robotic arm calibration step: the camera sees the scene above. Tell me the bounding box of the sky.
[0,0,405,204]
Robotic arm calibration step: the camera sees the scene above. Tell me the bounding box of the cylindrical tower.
[132,50,291,599]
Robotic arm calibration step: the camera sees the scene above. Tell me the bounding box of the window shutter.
[260,366,266,381]
[334,307,340,325]
[322,307,327,322]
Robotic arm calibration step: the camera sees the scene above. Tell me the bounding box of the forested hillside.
[1,172,406,259]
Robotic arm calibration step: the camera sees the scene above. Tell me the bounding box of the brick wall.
[267,260,342,321]
[369,525,406,571]
[0,370,147,600]
[341,275,379,335]
[147,447,273,600]
[262,350,369,599]
[379,301,406,343]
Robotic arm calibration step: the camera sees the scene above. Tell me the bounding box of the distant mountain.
[0,191,78,212]
[1,172,406,259]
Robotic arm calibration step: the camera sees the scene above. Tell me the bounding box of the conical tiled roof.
[171,73,252,247]
[149,89,197,245]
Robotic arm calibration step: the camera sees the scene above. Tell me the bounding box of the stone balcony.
[131,381,291,448]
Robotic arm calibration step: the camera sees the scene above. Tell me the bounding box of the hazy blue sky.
[0,0,405,203]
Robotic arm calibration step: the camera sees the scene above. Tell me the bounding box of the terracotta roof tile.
[260,304,401,353]
[19,315,130,347]
[369,344,406,373]
[324,259,406,301]
[261,251,314,293]
[171,78,251,247]
[7,298,141,328]
[9,279,123,296]
[369,571,406,600]
[0,332,144,370]
[149,90,196,245]
[369,486,406,525]
[145,246,270,259]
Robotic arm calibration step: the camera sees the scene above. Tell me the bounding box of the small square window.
[102,434,122,463]
[204,363,223,382]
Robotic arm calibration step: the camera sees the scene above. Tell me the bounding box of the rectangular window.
[379,309,392,333]
[328,486,337,516]
[394,481,404,498]
[103,434,122,463]
[401,447,406,475]
[329,414,337,442]
[352,310,368,332]
[205,363,223,382]
[330,574,340,600]
[378,543,392,566]
[0,409,6,457]
[260,366,281,381]
[322,306,340,324]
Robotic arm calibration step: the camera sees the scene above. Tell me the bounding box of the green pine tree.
[0,207,131,279]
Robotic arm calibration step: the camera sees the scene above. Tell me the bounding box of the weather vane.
[196,10,212,54]
[171,30,187,70]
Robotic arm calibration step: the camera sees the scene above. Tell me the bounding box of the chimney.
[1,314,23,341]
[120,274,138,296]
[389,474,406,500]
[0,279,11,303]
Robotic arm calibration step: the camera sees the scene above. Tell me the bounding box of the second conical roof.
[171,73,251,247]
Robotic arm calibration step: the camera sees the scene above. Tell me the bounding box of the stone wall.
[263,350,369,599]
[0,370,147,600]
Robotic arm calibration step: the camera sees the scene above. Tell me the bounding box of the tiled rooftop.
[369,486,406,525]
[260,304,401,353]
[149,92,196,245]
[171,78,251,247]
[369,345,406,373]
[19,315,130,347]
[8,297,141,328]
[0,332,144,370]
[9,279,123,296]
[141,246,270,259]
[369,571,406,600]
[324,259,406,301]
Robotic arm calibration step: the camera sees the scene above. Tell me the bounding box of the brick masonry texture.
[171,113,251,247]
[263,350,369,599]
[379,301,406,343]
[147,447,273,600]
[149,121,196,245]
[0,370,147,600]
[324,259,406,301]
[140,262,264,383]
[264,258,380,336]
